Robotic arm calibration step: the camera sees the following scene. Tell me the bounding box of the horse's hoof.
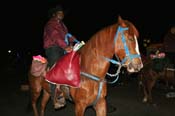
[142,97,148,103]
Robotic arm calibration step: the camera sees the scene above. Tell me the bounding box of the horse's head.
[114,16,143,73]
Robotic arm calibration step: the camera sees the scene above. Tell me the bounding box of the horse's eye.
[129,38,135,41]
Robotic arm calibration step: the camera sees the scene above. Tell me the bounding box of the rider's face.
[53,11,64,20]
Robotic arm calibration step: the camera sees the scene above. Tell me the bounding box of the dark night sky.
[2,0,175,51]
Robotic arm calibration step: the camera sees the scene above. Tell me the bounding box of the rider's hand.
[69,35,76,41]
[64,46,73,53]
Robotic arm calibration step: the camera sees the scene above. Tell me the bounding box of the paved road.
[0,70,175,116]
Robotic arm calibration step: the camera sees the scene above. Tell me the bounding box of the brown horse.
[138,53,175,104]
[28,16,143,116]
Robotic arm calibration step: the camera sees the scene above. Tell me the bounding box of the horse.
[138,52,175,104]
[28,16,143,116]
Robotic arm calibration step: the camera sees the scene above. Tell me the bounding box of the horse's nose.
[129,62,143,72]
[134,62,143,71]
[140,62,143,69]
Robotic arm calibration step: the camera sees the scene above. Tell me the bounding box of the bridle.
[104,26,141,82]
[113,26,140,65]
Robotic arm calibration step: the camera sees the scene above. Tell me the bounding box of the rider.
[43,4,76,109]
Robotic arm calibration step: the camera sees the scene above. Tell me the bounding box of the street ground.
[0,70,175,116]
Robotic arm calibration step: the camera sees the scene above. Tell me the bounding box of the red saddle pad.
[45,51,81,87]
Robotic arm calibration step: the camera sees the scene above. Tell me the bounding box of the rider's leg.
[54,84,66,109]
[45,46,65,109]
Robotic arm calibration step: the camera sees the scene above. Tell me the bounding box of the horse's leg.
[94,98,106,116]
[74,102,87,116]
[31,89,41,116]
[141,77,155,103]
[29,75,42,116]
[147,79,156,104]
[40,89,50,116]
[138,72,149,103]
[142,83,149,103]
[144,70,158,104]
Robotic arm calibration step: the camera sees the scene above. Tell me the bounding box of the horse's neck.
[93,40,114,63]
[80,24,118,77]
[80,39,114,77]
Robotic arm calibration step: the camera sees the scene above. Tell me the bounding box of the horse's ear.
[118,15,122,21]
[118,15,126,27]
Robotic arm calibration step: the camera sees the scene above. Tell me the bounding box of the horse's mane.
[80,24,117,56]
[81,17,139,53]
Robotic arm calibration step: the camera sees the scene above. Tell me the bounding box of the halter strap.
[104,26,140,66]
[115,26,140,64]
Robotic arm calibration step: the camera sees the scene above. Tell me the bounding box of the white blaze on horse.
[28,16,143,116]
